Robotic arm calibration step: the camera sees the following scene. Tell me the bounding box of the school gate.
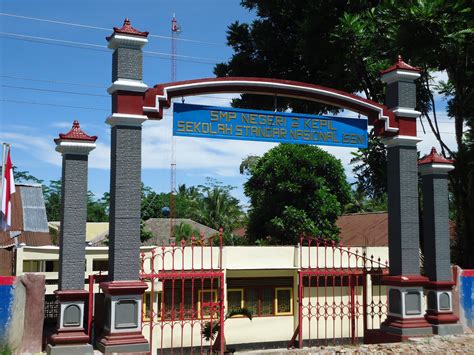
[138,234,388,353]
[46,18,461,355]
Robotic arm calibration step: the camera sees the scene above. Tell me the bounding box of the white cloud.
[1,132,60,166]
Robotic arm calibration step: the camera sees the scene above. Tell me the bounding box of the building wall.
[457,268,474,330]
[0,276,15,342]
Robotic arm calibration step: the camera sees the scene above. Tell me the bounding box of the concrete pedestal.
[97,281,149,353]
[47,290,92,355]
[425,282,463,335]
[380,276,432,340]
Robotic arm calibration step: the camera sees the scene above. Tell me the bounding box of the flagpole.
[1,143,11,222]
[0,143,7,211]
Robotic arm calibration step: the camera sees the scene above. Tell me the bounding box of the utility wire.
[0,99,109,111]
[0,75,106,88]
[2,84,109,97]
[0,12,227,46]
[0,75,239,100]
[0,32,220,63]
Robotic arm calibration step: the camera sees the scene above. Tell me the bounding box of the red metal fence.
[140,235,225,354]
[289,236,388,348]
[83,234,388,353]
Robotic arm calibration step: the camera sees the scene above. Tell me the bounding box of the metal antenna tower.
[170,14,180,240]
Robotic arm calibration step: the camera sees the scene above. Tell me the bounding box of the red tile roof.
[55,120,97,143]
[418,147,454,165]
[381,55,421,75]
[337,212,388,247]
[233,212,456,247]
[109,18,149,38]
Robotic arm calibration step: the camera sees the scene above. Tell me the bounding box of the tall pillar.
[97,19,149,354]
[48,121,97,355]
[419,147,463,335]
[379,56,432,340]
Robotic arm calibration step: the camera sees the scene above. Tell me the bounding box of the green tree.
[44,180,109,222]
[44,180,61,221]
[87,192,109,222]
[12,166,43,185]
[140,220,153,243]
[244,144,351,244]
[173,222,201,243]
[239,155,260,175]
[191,179,244,233]
[218,0,473,265]
[350,131,388,203]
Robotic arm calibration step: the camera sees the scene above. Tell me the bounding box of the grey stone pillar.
[419,147,462,335]
[385,136,423,276]
[48,120,96,354]
[97,19,149,354]
[379,56,432,339]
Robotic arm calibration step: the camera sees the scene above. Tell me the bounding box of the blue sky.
[0,0,458,207]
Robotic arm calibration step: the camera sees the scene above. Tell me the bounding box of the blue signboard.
[173,103,368,148]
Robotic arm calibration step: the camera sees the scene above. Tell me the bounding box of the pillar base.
[432,323,464,336]
[48,290,91,349]
[381,315,433,338]
[380,275,433,340]
[47,343,94,355]
[97,280,149,353]
[424,281,463,335]
[96,331,149,353]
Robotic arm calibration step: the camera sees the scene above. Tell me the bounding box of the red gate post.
[362,271,368,340]
[88,275,94,339]
[298,271,303,349]
[349,275,355,344]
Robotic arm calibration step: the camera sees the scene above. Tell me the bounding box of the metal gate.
[140,234,225,354]
[290,236,388,348]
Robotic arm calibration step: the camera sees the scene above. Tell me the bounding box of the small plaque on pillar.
[115,299,138,329]
[405,291,422,315]
[439,292,451,311]
[63,304,81,327]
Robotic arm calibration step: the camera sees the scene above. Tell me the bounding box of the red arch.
[140,77,400,136]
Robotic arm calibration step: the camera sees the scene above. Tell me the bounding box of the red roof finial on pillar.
[418,147,454,165]
[54,120,97,144]
[108,18,149,39]
[381,54,421,74]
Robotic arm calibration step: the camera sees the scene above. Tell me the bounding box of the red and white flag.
[1,149,16,230]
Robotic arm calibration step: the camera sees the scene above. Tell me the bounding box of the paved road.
[236,333,474,354]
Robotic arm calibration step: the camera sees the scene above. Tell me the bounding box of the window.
[161,279,219,320]
[261,288,274,316]
[45,260,59,272]
[226,278,293,317]
[243,287,275,316]
[275,287,293,315]
[23,260,43,272]
[198,289,218,319]
[143,291,162,321]
[93,259,108,272]
[227,289,244,313]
